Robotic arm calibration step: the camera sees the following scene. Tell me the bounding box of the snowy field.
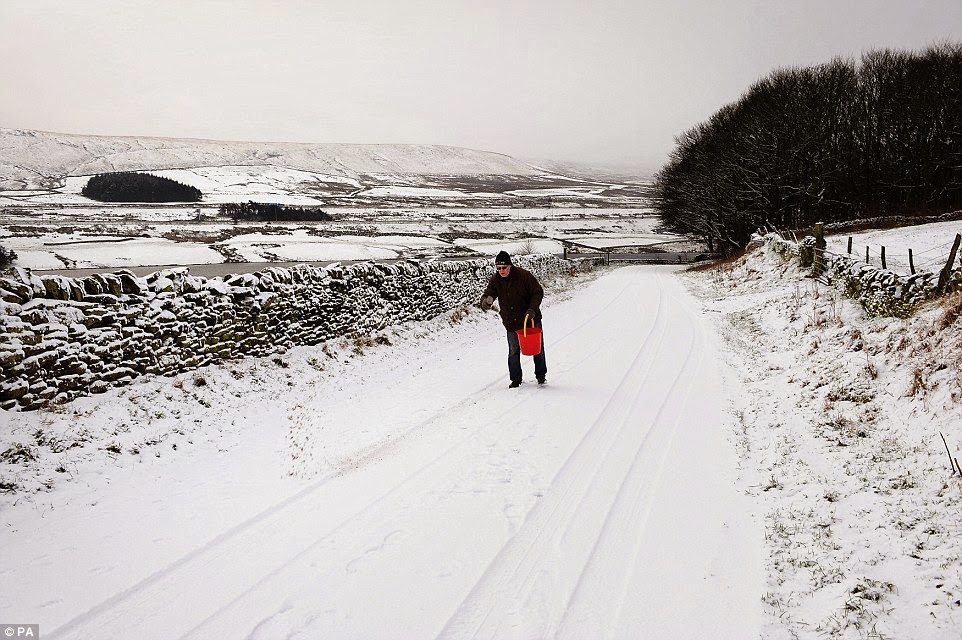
[826,220,962,276]
[0,143,662,271]
[0,206,679,271]
[1,220,961,638]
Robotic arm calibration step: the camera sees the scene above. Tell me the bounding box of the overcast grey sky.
[1,0,960,174]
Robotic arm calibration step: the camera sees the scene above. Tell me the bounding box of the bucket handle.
[523,314,535,336]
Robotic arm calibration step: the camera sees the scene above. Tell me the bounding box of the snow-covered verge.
[681,240,962,639]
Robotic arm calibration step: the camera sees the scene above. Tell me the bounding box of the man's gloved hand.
[481,296,494,312]
[525,308,537,321]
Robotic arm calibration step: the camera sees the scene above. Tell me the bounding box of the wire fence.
[810,227,962,306]
[828,235,962,277]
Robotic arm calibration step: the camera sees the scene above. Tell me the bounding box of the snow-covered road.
[3,266,762,639]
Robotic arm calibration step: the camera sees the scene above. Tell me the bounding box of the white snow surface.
[9,233,225,270]
[1,266,762,639]
[3,228,962,638]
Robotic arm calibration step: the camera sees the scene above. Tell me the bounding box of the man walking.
[480,251,547,388]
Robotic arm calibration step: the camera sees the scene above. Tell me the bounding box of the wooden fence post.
[881,246,887,270]
[937,233,962,294]
[865,246,870,263]
[847,237,852,254]
[813,222,826,277]
[909,248,915,274]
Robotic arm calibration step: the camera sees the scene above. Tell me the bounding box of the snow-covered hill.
[0,127,541,191]
[0,128,653,208]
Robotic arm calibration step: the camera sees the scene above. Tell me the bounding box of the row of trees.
[654,44,962,254]
[82,172,202,203]
[219,201,333,222]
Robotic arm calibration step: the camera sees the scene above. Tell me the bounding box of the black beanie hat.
[495,250,512,265]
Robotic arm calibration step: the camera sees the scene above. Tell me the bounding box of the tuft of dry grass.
[938,292,962,330]
[906,366,928,397]
[863,353,878,380]
[449,305,470,324]
[351,334,391,356]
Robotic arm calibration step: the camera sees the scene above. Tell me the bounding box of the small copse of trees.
[82,172,202,203]
[654,43,962,254]
[219,201,333,222]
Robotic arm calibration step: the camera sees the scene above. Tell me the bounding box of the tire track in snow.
[46,267,758,640]
[174,272,661,638]
[47,370,543,640]
[562,271,760,639]
[46,272,647,640]
[292,268,637,479]
[437,270,676,639]
[171,270,661,639]
[555,283,705,638]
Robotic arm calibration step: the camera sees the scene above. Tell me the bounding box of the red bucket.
[516,317,542,356]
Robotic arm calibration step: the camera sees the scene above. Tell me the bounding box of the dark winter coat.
[481,265,544,331]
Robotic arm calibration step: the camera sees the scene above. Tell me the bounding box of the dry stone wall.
[0,255,593,410]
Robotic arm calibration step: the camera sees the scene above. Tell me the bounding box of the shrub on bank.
[0,245,16,267]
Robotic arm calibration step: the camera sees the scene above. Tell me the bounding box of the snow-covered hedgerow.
[753,232,958,318]
[0,254,596,410]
